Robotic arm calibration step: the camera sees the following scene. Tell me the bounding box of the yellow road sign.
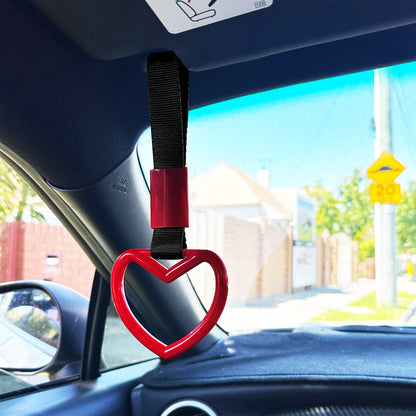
[367,151,405,184]
[370,183,401,204]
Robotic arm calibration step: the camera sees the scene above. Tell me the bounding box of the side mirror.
[0,281,89,378]
[0,287,59,370]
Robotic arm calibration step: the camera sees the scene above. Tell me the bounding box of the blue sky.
[139,61,416,191]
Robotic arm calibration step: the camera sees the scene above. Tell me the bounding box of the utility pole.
[374,68,397,308]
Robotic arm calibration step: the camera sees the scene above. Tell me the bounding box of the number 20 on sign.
[370,183,401,204]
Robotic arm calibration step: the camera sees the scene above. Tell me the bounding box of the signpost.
[367,148,405,308]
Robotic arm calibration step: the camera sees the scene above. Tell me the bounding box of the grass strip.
[312,291,415,322]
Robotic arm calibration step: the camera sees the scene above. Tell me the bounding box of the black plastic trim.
[81,270,111,381]
[0,360,158,415]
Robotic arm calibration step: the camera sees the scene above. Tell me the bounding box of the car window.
[0,158,94,395]
[101,301,156,371]
[138,61,416,332]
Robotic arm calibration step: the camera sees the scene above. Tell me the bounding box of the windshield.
[138,61,416,332]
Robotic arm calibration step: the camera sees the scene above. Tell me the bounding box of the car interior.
[1,1,416,415]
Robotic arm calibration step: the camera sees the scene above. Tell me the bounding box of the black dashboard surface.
[140,328,416,387]
[133,328,416,415]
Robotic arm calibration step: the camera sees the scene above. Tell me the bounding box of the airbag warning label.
[145,0,273,34]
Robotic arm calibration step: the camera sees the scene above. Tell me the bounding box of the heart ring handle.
[111,249,228,360]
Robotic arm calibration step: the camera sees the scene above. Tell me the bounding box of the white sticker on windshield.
[145,0,273,34]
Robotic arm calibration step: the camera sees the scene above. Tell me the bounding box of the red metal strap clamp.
[150,167,189,229]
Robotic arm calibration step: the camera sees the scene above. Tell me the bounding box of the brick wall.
[187,213,292,307]
[223,216,263,305]
[0,222,94,297]
[255,222,291,299]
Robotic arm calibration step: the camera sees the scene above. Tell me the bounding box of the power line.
[392,77,416,166]
[288,85,345,183]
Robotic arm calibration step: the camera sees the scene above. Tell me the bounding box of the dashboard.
[134,383,416,415]
[132,327,416,415]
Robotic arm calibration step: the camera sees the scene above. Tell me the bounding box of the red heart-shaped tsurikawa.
[111,249,228,360]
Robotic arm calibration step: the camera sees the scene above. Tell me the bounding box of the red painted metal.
[111,249,228,360]
[150,167,189,229]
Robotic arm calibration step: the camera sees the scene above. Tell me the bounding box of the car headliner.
[1,0,415,189]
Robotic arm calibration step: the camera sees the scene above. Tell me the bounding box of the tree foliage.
[397,181,416,254]
[0,159,46,222]
[305,168,372,241]
[337,168,372,241]
[306,169,416,258]
[358,237,375,262]
[306,168,373,261]
[304,184,341,235]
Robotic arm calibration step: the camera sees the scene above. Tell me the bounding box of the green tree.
[397,181,416,254]
[304,184,341,235]
[337,168,372,241]
[306,168,416,260]
[306,168,374,261]
[354,224,375,261]
[357,237,375,262]
[0,159,46,222]
[305,168,372,240]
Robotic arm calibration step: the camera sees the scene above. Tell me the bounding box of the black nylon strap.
[147,51,189,259]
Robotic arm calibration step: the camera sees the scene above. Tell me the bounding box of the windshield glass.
[138,61,416,332]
